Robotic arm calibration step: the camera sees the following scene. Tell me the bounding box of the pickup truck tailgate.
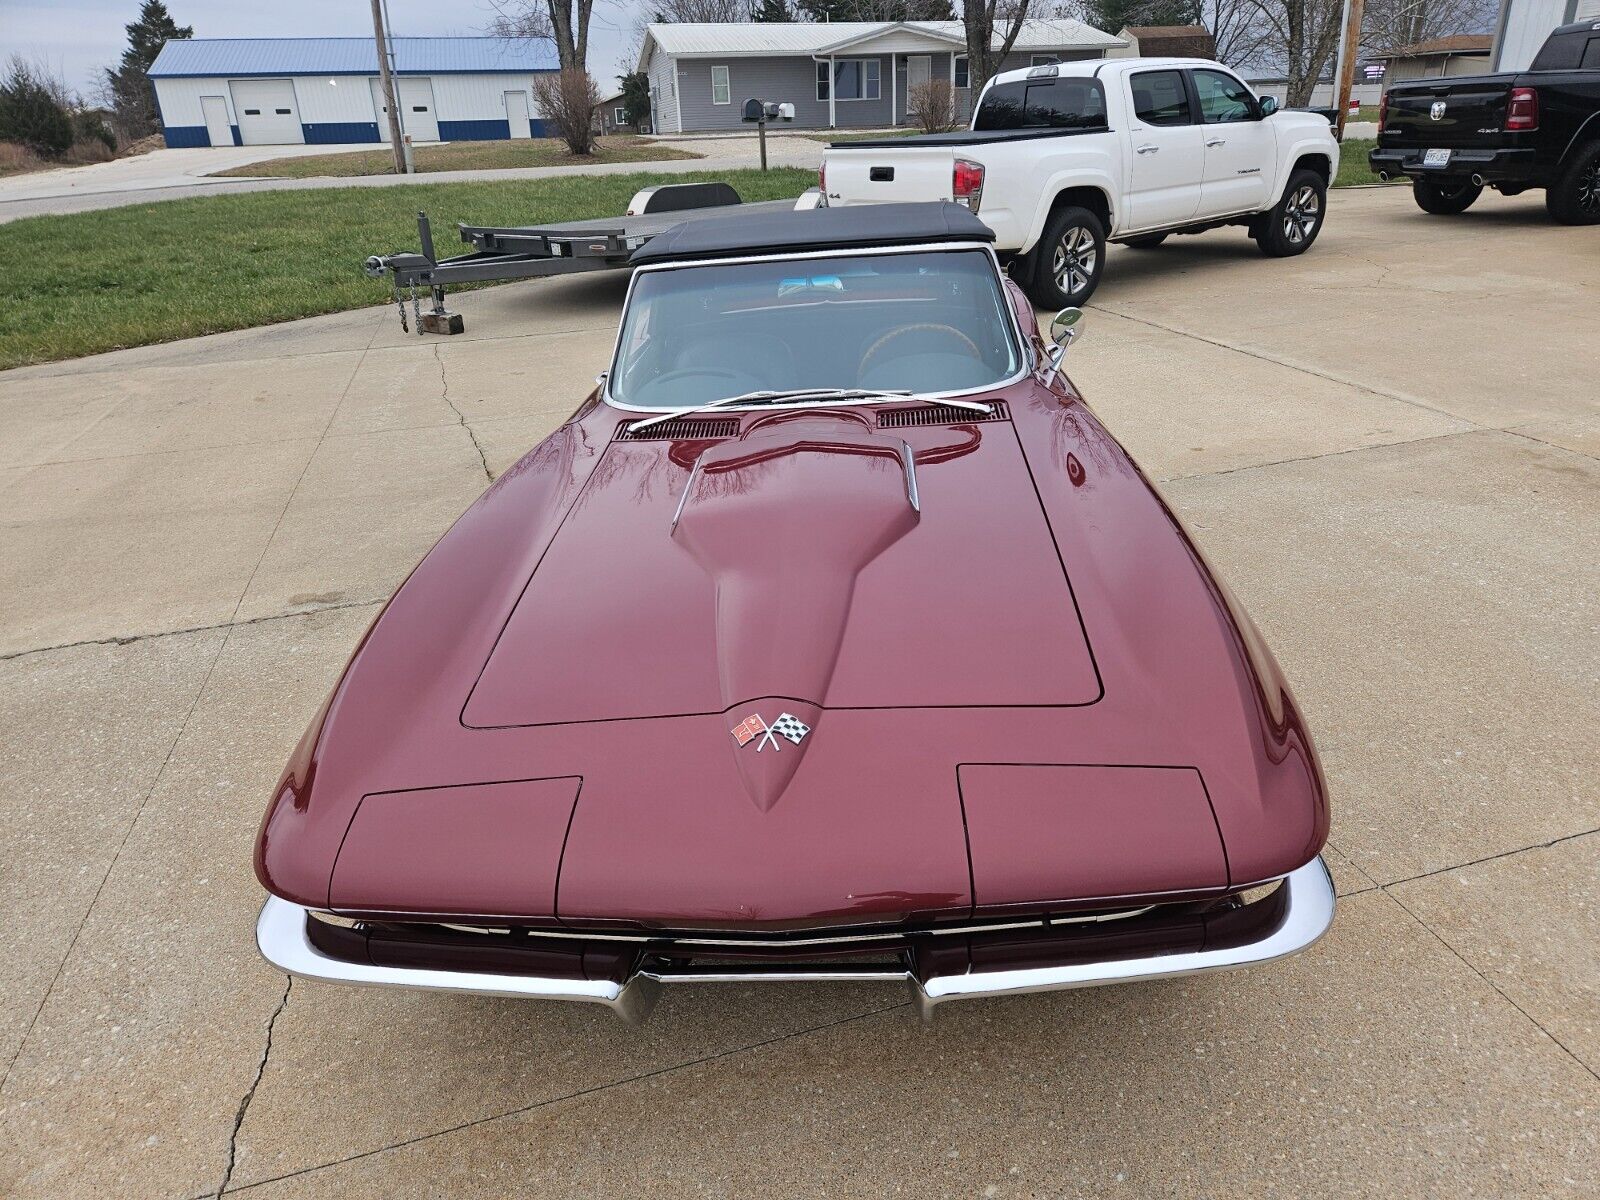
[824,145,956,205]
[1383,76,1514,148]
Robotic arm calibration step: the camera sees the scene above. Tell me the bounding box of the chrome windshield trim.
[601,241,1031,416]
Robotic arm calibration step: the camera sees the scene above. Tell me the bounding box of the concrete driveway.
[1,186,1596,1198]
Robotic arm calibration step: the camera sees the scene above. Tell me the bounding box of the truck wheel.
[1413,178,1482,215]
[1254,170,1326,257]
[1122,234,1168,249]
[1024,206,1106,308]
[1546,140,1600,225]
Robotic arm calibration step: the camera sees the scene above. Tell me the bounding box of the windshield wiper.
[628,387,992,433]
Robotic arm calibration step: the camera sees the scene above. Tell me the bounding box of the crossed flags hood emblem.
[731,712,810,751]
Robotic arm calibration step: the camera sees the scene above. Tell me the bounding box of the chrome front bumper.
[257,857,1335,1024]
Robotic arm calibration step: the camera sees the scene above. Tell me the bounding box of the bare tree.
[964,0,1032,99]
[1200,0,1274,68]
[533,68,602,153]
[490,0,597,71]
[909,78,959,131]
[1360,0,1497,56]
[1237,0,1342,105]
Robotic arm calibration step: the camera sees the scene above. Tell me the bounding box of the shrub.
[73,109,118,153]
[909,79,958,134]
[0,59,73,157]
[532,69,601,156]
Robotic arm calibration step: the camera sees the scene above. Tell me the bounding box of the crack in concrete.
[1156,428,1475,485]
[0,598,386,665]
[213,999,909,1195]
[215,979,292,1197]
[434,344,493,483]
[1379,886,1600,1084]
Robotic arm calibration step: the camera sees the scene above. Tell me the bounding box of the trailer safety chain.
[410,283,423,336]
[391,277,409,334]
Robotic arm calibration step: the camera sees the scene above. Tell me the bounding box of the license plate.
[1423,148,1451,167]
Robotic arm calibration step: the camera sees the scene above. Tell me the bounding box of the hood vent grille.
[878,401,1010,428]
[616,416,740,441]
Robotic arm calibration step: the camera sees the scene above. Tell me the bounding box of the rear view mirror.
[1050,307,1084,353]
[1258,95,1279,117]
[1040,307,1084,387]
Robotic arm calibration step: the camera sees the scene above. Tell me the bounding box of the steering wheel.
[649,368,749,388]
[858,324,983,380]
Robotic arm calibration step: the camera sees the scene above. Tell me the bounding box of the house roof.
[630,201,994,266]
[1118,25,1217,58]
[1376,34,1492,59]
[147,37,558,79]
[639,20,1120,69]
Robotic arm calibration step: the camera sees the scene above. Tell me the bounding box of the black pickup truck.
[1369,20,1600,223]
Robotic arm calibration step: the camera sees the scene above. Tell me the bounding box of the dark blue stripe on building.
[161,125,210,148]
[438,119,511,141]
[302,122,382,145]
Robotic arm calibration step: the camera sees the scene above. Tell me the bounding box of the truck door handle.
[1136,144,1159,154]
[1206,137,1227,147]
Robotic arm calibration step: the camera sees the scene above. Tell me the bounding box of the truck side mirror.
[1258,96,1279,118]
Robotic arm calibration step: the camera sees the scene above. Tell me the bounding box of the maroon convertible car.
[255,203,1333,1022]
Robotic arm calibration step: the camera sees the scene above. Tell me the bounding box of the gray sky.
[2,0,640,99]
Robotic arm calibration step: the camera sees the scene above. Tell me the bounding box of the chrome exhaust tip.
[1377,171,1389,182]
[1471,173,1485,187]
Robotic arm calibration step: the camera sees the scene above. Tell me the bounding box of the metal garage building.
[146,37,558,148]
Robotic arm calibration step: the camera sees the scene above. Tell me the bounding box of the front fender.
[1271,128,1341,201]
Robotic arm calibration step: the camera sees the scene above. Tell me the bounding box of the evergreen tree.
[619,71,652,128]
[750,0,795,19]
[105,1,192,140]
[1079,0,1201,33]
[0,60,74,157]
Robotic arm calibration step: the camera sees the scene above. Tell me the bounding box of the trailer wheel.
[1546,139,1600,225]
[1023,206,1107,309]
[1412,178,1482,214]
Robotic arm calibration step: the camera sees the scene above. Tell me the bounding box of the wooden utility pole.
[370,0,408,174]
[1333,0,1367,141]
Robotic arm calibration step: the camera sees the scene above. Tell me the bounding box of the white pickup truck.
[820,58,1340,308]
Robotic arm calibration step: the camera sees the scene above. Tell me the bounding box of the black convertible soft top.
[629,201,994,266]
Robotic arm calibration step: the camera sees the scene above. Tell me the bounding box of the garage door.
[229,79,303,145]
[369,77,440,143]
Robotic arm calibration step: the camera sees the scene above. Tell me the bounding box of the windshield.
[607,248,1022,409]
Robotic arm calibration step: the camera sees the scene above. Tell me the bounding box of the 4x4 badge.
[731,713,810,751]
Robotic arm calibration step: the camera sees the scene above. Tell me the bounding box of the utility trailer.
[366,182,820,334]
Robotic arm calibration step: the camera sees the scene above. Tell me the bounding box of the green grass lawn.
[212,135,699,179]
[0,168,813,370]
[1335,139,1404,188]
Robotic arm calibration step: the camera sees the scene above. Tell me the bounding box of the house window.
[711,65,731,105]
[954,55,969,88]
[1031,55,1061,67]
[816,58,881,102]
[614,106,627,125]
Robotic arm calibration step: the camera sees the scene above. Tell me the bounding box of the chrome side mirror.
[1039,307,1084,387]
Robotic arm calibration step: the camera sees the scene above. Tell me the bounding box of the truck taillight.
[818,161,826,193]
[952,158,985,211]
[1505,87,1538,131]
[1378,90,1389,132]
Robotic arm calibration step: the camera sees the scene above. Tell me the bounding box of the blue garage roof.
[148,37,558,78]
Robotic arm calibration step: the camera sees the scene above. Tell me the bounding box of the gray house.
[639,20,1124,133]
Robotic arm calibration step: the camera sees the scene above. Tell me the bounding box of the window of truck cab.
[1129,69,1193,126]
[973,76,1108,130]
[607,248,1023,410]
[1192,69,1257,123]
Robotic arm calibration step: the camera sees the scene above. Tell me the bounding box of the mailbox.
[742,98,764,122]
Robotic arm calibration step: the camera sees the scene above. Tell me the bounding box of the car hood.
[256,390,1326,929]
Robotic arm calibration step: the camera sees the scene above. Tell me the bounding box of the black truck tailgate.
[1381,76,1516,148]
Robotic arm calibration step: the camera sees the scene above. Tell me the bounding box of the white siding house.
[147,38,558,147]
